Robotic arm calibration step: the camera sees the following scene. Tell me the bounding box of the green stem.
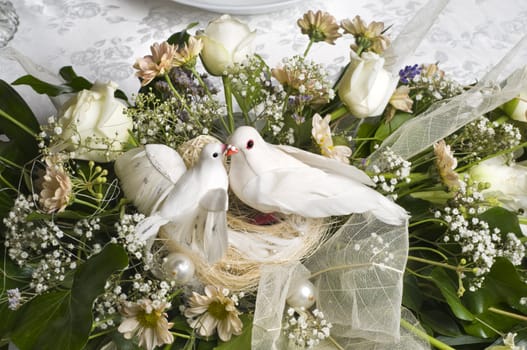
[326,335,345,350]
[88,328,115,340]
[190,67,213,99]
[488,307,527,322]
[407,256,472,273]
[222,75,235,134]
[408,246,449,261]
[164,74,192,114]
[171,331,191,339]
[303,38,315,57]
[0,174,16,190]
[409,218,447,228]
[0,108,38,139]
[400,318,455,350]
[330,105,348,121]
[456,140,527,173]
[73,197,101,211]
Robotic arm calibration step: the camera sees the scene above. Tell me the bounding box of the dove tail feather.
[202,211,228,263]
[371,195,409,226]
[135,214,169,242]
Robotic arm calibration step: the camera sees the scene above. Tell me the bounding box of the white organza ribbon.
[252,214,409,349]
[369,35,527,166]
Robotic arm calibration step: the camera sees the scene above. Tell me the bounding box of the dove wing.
[243,168,407,225]
[274,144,374,186]
[114,145,187,215]
[197,189,228,263]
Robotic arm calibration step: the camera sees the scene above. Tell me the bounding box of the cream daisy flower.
[133,41,176,86]
[341,15,390,55]
[312,113,352,164]
[433,140,460,190]
[297,10,341,44]
[173,36,203,68]
[184,285,243,342]
[118,299,174,350]
[39,155,72,213]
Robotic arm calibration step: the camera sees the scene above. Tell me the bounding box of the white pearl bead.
[286,279,316,310]
[162,253,195,284]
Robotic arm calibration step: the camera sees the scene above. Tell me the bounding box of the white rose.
[198,14,256,76]
[469,155,527,213]
[338,51,398,118]
[54,81,132,162]
[502,91,527,122]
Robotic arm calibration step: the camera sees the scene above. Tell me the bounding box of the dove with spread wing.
[115,142,237,263]
[227,126,408,226]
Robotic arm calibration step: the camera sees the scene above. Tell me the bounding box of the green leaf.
[479,207,522,236]
[0,80,40,161]
[12,75,73,96]
[167,22,199,46]
[402,274,424,312]
[419,309,462,337]
[10,244,128,350]
[430,268,475,321]
[0,255,29,341]
[374,112,412,141]
[213,315,252,350]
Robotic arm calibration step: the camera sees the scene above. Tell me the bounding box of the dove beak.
[224,144,238,157]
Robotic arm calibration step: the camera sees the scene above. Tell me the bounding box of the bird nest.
[157,135,330,292]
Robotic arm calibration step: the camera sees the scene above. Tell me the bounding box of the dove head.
[199,143,237,163]
[228,126,266,157]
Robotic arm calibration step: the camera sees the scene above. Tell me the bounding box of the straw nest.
[156,135,330,292]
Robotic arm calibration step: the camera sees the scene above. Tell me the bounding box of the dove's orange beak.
[224,144,238,156]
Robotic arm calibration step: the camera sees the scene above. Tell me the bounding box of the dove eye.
[246,140,254,149]
[212,152,219,158]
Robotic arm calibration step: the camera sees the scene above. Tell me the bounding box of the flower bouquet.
[2,0,527,349]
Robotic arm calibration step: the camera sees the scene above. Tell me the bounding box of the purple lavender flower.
[399,64,421,84]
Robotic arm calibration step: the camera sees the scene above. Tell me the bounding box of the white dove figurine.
[134,142,237,263]
[115,144,187,215]
[227,126,408,226]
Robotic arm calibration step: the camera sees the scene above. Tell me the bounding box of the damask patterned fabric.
[1,0,526,121]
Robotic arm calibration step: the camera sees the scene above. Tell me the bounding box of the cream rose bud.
[502,92,527,122]
[469,155,527,213]
[198,14,256,76]
[55,81,132,162]
[338,51,398,118]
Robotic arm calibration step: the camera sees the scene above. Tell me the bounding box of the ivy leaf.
[167,22,199,46]
[10,244,128,350]
[374,112,412,141]
[430,268,475,321]
[0,80,39,161]
[479,207,522,236]
[12,75,72,96]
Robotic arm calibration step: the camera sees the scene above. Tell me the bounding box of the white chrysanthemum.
[184,285,243,341]
[118,299,174,350]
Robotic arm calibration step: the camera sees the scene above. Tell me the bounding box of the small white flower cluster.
[7,288,22,310]
[4,195,100,296]
[112,213,148,261]
[450,116,521,163]
[436,180,526,290]
[283,308,332,348]
[370,147,411,199]
[227,55,272,108]
[129,92,222,149]
[276,55,335,105]
[93,213,177,330]
[39,116,122,160]
[409,67,463,114]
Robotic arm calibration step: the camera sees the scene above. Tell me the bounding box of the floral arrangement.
[2,1,527,349]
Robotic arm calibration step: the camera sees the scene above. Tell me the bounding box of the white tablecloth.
[1,0,527,121]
